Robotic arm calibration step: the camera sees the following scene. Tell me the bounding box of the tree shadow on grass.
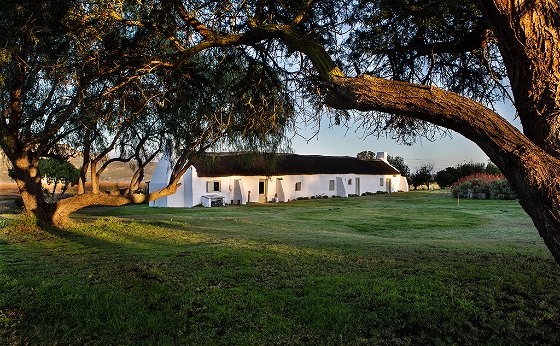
[3,214,560,345]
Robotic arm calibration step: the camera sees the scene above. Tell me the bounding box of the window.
[295,182,302,191]
[207,180,221,192]
[380,178,384,186]
[348,179,352,185]
[329,180,335,191]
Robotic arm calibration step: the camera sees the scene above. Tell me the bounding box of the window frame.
[207,180,221,192]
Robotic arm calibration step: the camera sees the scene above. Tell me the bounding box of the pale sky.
[290,101,520,172]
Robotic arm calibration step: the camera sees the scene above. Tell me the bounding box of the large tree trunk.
[292,0,560,263]
[52,193,135,226]
[11,152,55,224]
[325,74,560,263]
[49,173,185,226]
[2,145,187,226]
[475,1,560,258]
[513,153,560,262]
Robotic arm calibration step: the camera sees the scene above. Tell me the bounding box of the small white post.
[457,195,460,207]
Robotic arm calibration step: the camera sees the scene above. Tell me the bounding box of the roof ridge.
[202,152,373,159]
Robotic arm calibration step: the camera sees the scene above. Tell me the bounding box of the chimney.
[376,151,388,161]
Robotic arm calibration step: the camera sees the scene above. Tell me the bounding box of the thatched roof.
[193,153,400,177]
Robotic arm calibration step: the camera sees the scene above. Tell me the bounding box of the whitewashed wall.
[148,157,170,207]
[149,159,409,208]
[188,169,408,207]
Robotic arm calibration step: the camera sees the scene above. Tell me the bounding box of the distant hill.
[0,150,157,183]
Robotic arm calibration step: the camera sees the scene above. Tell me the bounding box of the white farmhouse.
[149,152,408,208]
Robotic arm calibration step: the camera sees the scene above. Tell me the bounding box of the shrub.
[489,180,517,200]
[451,173,516,199]
[361,191,375,196]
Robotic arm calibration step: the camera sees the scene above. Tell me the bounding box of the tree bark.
[77,132,92,195]
[90,160,100,195]
[475,0,560,156]
[51,178,184,226]
[12,152,54,223]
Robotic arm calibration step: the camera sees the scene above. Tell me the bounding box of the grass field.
[1,191,560,344]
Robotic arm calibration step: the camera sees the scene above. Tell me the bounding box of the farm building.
[149,152,408,208]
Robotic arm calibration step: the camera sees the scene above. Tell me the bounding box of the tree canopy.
[3,0,560,263]
[411,163,435,190]
[0,0,295,224]
[357,150,377,160]
[387,155,410,177]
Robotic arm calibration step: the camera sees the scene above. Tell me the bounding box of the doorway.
[258,179,267,203]
[355,177,360,195]
[386,178,392,193]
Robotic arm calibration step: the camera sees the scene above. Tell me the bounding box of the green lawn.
[1,191,560,344]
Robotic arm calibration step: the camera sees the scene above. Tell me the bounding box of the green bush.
[489,180,517,200]
[452,181,471,198]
